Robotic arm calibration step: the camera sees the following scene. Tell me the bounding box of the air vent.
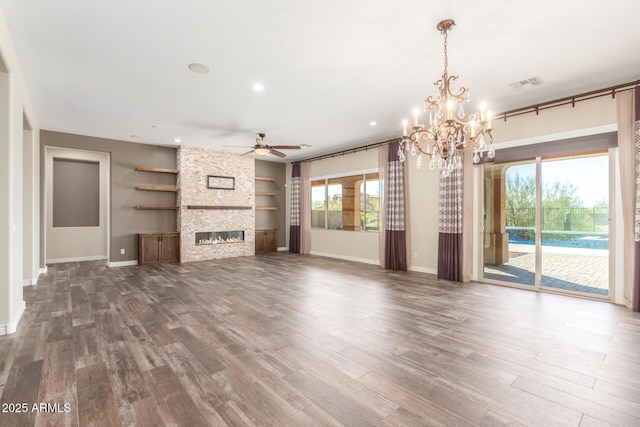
[509,76,544,91]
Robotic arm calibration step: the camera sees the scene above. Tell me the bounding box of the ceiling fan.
[227,133,301,158]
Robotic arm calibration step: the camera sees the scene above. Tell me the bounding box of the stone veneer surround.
[177,146,255,262]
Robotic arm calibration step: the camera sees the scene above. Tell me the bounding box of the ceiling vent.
[509,76,544,91]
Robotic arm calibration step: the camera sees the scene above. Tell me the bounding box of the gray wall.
[41,131,177,263]
[255,160,286,247]
[52,158,99,227]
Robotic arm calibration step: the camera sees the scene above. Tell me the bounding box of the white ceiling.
[1,1,639,161]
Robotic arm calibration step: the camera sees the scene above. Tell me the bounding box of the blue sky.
[507,154,608,206]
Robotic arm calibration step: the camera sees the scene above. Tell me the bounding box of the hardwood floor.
[1,253,640,426]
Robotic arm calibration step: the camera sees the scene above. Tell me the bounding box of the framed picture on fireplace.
[207,175,235,190]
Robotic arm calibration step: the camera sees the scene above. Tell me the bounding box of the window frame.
[310,168,381,232]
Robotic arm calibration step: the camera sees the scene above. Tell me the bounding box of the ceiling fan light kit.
[400,19,494,177]
[232,133,303,158]
[254,147,271,156]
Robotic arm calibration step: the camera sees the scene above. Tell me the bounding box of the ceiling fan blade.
[271,145,301,150]
[270,149,286,158]
[240,150,255,156]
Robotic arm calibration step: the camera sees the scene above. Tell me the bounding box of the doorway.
[482,152,610,298]
[45,147,110,264]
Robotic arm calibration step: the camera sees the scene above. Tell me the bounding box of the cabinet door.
[161,233,180,263]
[139,234,161,265]
[265,230,277,252]
[255,230,266,254]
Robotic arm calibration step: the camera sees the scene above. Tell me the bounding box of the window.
[311,180,327,228]
[311,172,381,231]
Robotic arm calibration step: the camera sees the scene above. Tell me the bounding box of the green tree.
[505,173,536,227]
[506,172,582,230]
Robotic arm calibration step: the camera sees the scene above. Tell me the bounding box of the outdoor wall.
[40,131,177,264]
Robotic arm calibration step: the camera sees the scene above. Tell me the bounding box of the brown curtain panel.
[289,162,301,253]
[384,140,407,270]
[438,163,464,282]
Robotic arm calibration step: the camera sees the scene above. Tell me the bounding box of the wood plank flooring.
[1,253,640,426]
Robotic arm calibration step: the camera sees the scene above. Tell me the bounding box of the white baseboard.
[309,251,381,266]
[408,265,438,275]
[23,269,42,286]
[107,260,138,268]
[46,255,107,264]
[277,246,289,252]
[1,300,26,335]
[39,266,48,275]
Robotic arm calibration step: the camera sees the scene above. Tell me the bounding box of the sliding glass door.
[482,153,609,298]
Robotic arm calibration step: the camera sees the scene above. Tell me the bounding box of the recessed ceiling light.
[188,63,210,74]
[252,83,264,92]
[174,138,182,143]
[369,121,377,126]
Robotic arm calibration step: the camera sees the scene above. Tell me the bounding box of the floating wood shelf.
[255,176,275,182]
[135,206,179,210]
[255,191,277,196]
[136,166,179,174]
[187,205,253,210]
[136,185,179,192]
[255,207,278,211]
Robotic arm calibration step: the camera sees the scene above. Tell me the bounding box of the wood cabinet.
[138,233,180,265]
[255,229,277,254]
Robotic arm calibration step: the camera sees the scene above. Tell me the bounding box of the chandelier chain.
[442,28,448,77]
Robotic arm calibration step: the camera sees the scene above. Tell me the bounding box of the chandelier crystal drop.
[400,19,494,177]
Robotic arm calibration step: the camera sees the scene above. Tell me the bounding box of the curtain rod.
[495,79,640,121]
[293,79,639,164]
[294,137,401,164]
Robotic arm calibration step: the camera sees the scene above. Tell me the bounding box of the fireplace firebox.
[196,230,244,245]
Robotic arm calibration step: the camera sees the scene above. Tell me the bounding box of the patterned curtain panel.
[385,140,407,270]
[289,162,301,253]
[438,165,463,282]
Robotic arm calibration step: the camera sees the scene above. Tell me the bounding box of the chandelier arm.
[444,75,469,100]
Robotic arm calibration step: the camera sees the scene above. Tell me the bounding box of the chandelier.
[400,19,494,177]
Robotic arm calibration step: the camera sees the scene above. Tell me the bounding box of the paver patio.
[483,244,609,296]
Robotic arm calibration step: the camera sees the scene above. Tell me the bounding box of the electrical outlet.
[413,252,418,259]
[120,249,125,255]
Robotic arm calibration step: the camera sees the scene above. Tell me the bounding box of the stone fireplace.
[177,146,255,262]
